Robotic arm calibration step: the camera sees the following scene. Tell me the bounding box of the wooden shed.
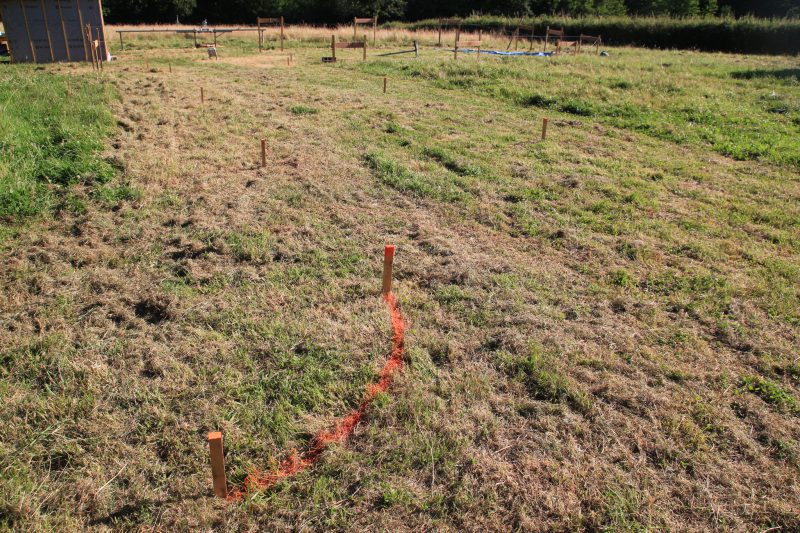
[0,0,107,63]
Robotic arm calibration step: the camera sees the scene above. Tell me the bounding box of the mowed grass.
[1,35,799,531]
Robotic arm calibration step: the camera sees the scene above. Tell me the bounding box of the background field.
[1,28,799,531]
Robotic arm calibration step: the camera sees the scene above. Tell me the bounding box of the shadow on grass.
[87,491,207,527]
[731,68,800,81]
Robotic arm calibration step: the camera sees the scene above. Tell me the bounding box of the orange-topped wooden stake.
[208,431,227,498]
[383,245,395,296]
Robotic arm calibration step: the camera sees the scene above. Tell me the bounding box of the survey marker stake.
[261,139,266,168]
[383,245,395,296]
[208,432,228,498]
[541,117,548,141]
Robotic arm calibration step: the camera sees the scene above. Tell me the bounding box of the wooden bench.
[544,27,577,54]
[579,33,602,54]
[507,24,535,51]
[438,18,461,46]
[257,17,285,52]
[454,38,482,61]
[354,17,377,45]
[331,35,367,61]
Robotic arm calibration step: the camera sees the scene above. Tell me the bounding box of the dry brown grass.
[1,36,799,532]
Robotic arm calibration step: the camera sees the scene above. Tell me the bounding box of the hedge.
[391,16,800,55]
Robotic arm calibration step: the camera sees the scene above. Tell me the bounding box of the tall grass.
[0,71,116,219]
[393,16,800,55]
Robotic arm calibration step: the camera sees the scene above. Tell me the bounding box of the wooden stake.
[207,432,227,498]
[383,76,387,93]
[40,0,54,62]
[75,0,88,62]
[260,139,266,167]
[382,245,395,296]
[541,117,548,141]
[20,0,37,63]
[169,63,172,73]
[200,87,204,104]
[56,0,71,62]
[287,56,290,66]
[96,27,103,70]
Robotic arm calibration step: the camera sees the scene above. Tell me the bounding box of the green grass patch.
[0,70,117,219]
[741,376,800,415]
[290,105,319,115]
[363,151,471,202]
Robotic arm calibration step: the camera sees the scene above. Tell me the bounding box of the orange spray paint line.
[226,283,407,500]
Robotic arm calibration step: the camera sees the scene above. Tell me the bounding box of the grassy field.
[1,27,799,531]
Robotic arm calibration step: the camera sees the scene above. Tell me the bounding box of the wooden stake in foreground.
[200,87,204,104]
[260,139,266,168]
[383,245,395,296]
[383,76,387,93]
[208,432,227,498]
[541,117,548,141]
[169,63,172,73]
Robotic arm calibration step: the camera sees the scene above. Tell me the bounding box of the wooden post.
[260,139,266,167]
[541,117,548,141]
[383,76,387,93]
[75,0,88,61]
[383,245,395,296]
[331,35,335,61]
[169,63,172,73]
[19,0,37,63]
[40,0,55,62]
[96,27,103,69]
[363,36,367,61]
[287,56,290,66]
[201,87,204,104]
[119,31,124,50]
[207,432,228,498]
[85,25,95,69]
[438,25,442,46]
[56,0,71,61]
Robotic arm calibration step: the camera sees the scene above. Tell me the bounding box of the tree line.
[102,0,800,24]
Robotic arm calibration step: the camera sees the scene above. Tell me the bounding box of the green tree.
[596,0,628,15]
